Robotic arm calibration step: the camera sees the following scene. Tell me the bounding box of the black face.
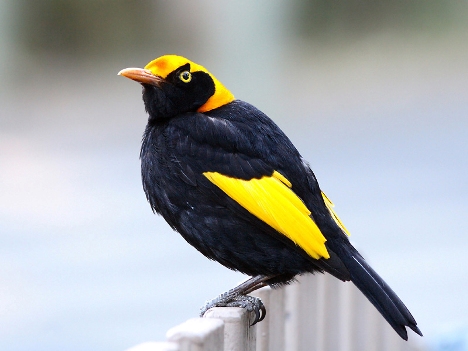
[142,63,215,121]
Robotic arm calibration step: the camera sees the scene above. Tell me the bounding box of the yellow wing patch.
[321,192,350,236]
[203,171,330,260]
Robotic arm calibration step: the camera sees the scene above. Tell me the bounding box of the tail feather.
[341,249,422,340]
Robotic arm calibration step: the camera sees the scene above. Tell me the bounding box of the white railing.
[126,274,425,351]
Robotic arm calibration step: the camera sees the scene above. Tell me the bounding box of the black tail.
[340,248,422,340]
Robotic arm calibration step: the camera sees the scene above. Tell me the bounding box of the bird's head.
[118,55,235,120]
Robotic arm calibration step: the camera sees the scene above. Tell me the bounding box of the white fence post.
[166,318,224,351]
[284,274,316,351]
[204,307,256,351]
[281,273,425,351]
[251,286,285,351]
[125,273,426,351]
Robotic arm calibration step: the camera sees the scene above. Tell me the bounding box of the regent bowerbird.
[118,55,422,340]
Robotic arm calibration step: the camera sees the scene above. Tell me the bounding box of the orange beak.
[118,68,164,86]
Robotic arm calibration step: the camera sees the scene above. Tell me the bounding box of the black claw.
[258,304,267,323]
[251,307,261,326]
[249,299,266,326]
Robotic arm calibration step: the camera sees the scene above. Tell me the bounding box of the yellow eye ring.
[179,71,192,83]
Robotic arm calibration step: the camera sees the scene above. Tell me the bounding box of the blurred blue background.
[1,1,467,350]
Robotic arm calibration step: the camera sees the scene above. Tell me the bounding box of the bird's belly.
[175,206,319,278]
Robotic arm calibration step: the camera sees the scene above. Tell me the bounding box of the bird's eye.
[179,71,192,83]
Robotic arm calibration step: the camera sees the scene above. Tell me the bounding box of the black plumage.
[119,55,422,340]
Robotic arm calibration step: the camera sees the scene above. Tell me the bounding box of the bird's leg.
[243,281,268,295]
[200,275,275,325]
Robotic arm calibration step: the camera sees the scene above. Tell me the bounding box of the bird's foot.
[200,293,266,325]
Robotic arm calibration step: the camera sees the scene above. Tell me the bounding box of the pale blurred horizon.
[1,1,468,350]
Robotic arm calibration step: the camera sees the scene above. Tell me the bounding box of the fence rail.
[126,274,425,351]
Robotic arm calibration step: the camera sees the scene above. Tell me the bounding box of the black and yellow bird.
[118,55,422,340]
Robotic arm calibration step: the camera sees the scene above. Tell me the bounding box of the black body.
[138,76,421,340]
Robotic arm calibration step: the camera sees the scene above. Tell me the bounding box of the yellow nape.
[321,192,350,236]
[203,171,330,260]
[144,55,235,113]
